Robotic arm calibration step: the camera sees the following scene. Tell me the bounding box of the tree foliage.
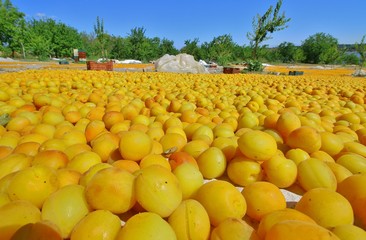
[26,18,82,59]
[301,32,340,64]
[93,16,109,59]
[0,0,25,56]
[180,38,203,61]
[247,0,290,60]
[0,0,362,66]
[277,42,304,63]
[355,35,366,67]
[202,34,237,66]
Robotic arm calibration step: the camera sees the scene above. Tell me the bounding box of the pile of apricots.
[0,68,366,239]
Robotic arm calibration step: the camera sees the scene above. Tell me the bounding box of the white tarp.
[155,53,208,73]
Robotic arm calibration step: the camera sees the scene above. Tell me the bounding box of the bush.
[246,60,264,72]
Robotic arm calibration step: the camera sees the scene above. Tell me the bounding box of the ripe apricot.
[56,168,81,188]
[168,151,198,170]
[172,163,204,199]
[331,224,366,240]
[102,111,124,130]
[211,136,238,161]
[227,155,263,187]
[325,162,353,183]
[119,130,153,161]
[11,220,62,240]
[262,155,297,188]
[7,165,59,209]
[67,151,102,174]
[337,174,366,229]
[13,141,40,157]
[0,200,41,240]
[320,131,344,156]
[181,139,209,159]
[196,147,227,179]
[210,217,259,240]
[237,112,259,129]
[0,146,13,159]
[242,181,286,221]
[265,220,340,240]
[116,212,176,240]
[285,148,310,165]
[297,157,337,191]
[85,167,136,214]
[276,111,301,140]
[90,132,119,162]
[140,154,171,170]
[286,126,321,154]
[42,184,91,239]
[237,130,277,161]
[134,165,182,218]
[336,153,366,174]
[168,199,210,240]
[194,180,246,227]
[0,153,32,180]
[85,120,106,143]
[257,208,316,239]
[295,188,354,229]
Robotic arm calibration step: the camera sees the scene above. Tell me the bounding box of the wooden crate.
[289,71,304,76]
[86,61,113,71]
[223,67,241,74]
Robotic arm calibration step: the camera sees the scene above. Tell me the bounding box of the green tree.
[109,36,129,60]
[127,27,147,61]
[79,32,96,59]
[204,34,236,66]
[302,32,340,64]
[339,52,360,65]
[355,35,366,68]
[247,0,290,60]
[11,18,28,58]
[25,18,81,59]
[93,16,108,59]
[27,34,51,60]
[52,22,82,58]
[159,38,179,56]
[0,0,25,57]
[180,38,203,61]
[26,18,53,59]
[277,42,304,63]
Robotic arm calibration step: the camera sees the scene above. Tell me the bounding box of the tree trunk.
[20,42,26,59]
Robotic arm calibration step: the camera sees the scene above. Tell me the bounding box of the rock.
[0,57,16,62]
[353,69,366,77]
[155,53,208,73]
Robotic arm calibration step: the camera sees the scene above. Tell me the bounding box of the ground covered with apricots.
[0,68,366,240]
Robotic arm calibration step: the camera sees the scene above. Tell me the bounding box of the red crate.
[86,61,113,71]
[223,67,241,74]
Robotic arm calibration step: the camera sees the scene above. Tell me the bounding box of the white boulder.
[155,53,207,73]
[353,69,366,77]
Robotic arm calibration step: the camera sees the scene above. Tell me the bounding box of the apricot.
[237,130,277,161]
[116,212,176,240]
[242,181,286,221]
[86,167,135,214]
[295,188,354,229]
[265,220,340,240]
[134,165,182,218]
[168,199,210,240]
[194,180,246,227]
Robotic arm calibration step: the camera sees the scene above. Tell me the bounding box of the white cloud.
[35,12,57,20]
[36,12,46,18]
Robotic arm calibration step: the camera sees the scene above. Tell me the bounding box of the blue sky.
[11,0,366,49]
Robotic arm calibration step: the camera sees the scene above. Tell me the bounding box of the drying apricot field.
[1,66,366,240]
